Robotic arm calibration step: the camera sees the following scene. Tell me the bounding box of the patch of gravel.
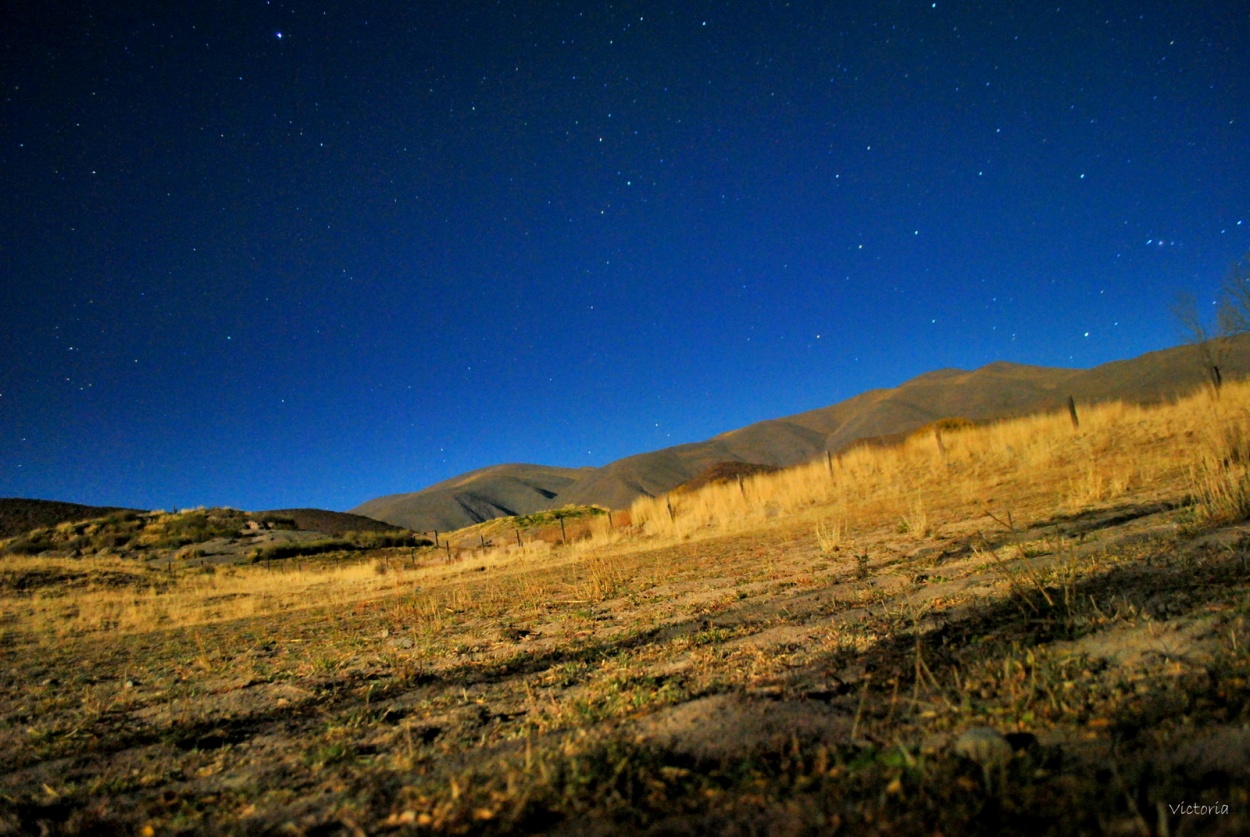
[628,693,851,763]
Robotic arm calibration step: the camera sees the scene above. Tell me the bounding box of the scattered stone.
[919,731,951,755]
[388,636,415,649]
[955,726,1014,792]
[123,678,140,690]
[954,726,1013,768]
[499,626,532,642]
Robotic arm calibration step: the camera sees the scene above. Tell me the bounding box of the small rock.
[919,731,951,755]
[955,726,1014,792]
[388,637,415,649]
[124,678,141,690]
[954,726,1012,769]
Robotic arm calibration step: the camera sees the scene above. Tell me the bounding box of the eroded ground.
[2,498,1249,835]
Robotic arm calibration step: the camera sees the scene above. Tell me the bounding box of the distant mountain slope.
[0,498,145,540]
[261,508,407,535]
[351,464,594,531]
[671,462,781,495]
[554,361,1081,510]
[354,334,1250,530]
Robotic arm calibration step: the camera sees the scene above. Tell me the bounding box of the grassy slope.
[0,499,144,541]
[362,333,1250,531]
[1,377,1249,833]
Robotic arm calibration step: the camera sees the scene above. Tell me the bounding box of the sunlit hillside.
[2,376,1249,833]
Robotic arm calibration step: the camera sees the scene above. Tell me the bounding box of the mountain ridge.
[352,335,1250,531]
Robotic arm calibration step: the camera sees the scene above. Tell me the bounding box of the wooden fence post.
[1067,395,1080,430]
[559,516,567,544]
[826,450,834,478]
[515,528,522,547]
[934,426,946,459]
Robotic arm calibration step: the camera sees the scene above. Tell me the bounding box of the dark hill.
[351,464,594,532]
[0,498,145,540]
[261,508,407,535]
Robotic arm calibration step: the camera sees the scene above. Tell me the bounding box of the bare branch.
[1217,253,1250,337]
[1171,291,1222,394]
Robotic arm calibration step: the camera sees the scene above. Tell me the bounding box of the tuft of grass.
[1189,411,1250,526]
[814,520,847,556]
[899,496,930,539]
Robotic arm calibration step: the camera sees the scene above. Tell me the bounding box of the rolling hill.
[351,464,595,532]
[0,498,145,540]
[352,334,1250,530]
[260,508,409,535]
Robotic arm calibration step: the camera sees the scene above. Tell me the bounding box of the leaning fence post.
[1067,395,1080,430]
[559,516,567,544]
[826,450,834,478]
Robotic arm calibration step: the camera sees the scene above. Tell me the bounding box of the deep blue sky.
[2,1,1247,512]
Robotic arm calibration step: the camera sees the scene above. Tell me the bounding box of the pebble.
[954,726,1013,769]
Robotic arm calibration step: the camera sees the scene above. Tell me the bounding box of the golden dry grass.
[3,378,1246,647]
[626,378,1248,543]
[3,377,1250,835]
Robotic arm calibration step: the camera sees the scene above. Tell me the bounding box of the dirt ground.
[2,494,1249,835]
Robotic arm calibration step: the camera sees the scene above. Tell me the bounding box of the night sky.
[3,2,1248,513]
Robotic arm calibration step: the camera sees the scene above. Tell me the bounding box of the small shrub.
[3,535,53,555]
[252,539,351,563]
[258,515,298,530]
[815,520,846,556]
